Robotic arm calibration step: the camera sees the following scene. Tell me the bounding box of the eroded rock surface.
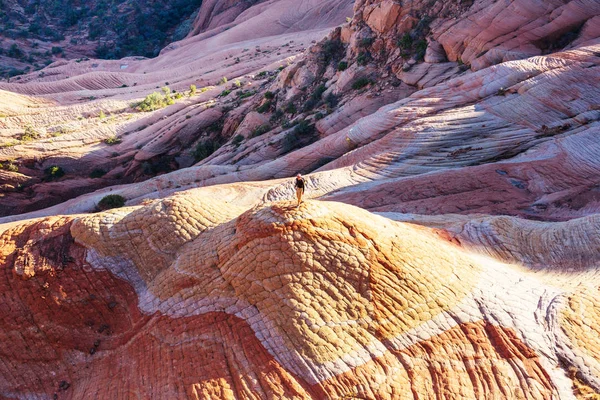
[1,198,600,398]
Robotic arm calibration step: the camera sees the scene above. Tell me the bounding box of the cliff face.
[1,0,600,398]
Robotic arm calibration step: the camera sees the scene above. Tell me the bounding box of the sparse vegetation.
[264,91,275,100]
[44,165,65,180]
[232,134,244,147]
[193,140,221,162]
[318,39,345,66]
[356,52,371,66]
[99,110,106,119]
[0,161,19,172]
[89,168,106,178]
[189,84,197,96]
[325,93,339,109]
[97,194,126,211]
[250,124,271,138]
[352,77,373,90]
[285,103,297,115]
[337,61,348,71]
[257,102,272,114]
[136,87,176,111]
[104,136,122,145]
[18,126,40,142]
[219,76,228,85]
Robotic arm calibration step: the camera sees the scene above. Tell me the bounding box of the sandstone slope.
[1,0,600,398]
[1,198,600,399]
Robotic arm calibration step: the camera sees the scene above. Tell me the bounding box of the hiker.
[295,174,305,206]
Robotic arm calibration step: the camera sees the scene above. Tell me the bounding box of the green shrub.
[294,120,315,136]
[325,93,339,108]
[415,39,427,61]
[318,39,345,65]
[219,76,228,85]
[136,91,173,112]
[18,126,40,142]
[285,103,297,114]
[89,168,106,178]
[359,37,374,48]
[397,33,413,49]
[189,84,197,96]
[219,89,231,97]
[238,90,255,99]
[256,102,272,114]
[97,194,126,211]
[104,136,122,145]
[264,91,275,100]
[99,110,106,119]
[250,124,271,138]
[1,161,19,172]
[232,134,244,146]
[193,140,221,162]
[352,77,373,90]
[337,61,348,71]
[356,52,371,66]
[233,79,242,88]
[44,165,65,180]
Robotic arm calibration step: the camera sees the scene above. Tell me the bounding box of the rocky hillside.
[1,0,600,398]
[0,0,203,78]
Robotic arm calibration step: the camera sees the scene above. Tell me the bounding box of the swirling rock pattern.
[1,198,599,398]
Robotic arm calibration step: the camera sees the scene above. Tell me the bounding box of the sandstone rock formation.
[1,198,600,399]
[1,0,600,398]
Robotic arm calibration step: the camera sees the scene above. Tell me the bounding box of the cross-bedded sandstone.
[1,198,599,398]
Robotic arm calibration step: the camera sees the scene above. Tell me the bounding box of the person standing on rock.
[295,174,305,207]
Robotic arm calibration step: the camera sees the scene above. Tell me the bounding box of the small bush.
[250,124,271,138]
[136,90,174,112]
[89,168,106,178]
[104,136,121,145]
[232,134,244,146]
[44,165,65,180]
[256,102,272,114]
[356,52,371,66]
[415,40,427,61]
[397,33,413,49]
[337,61,348,71]
[325,93,339,108]
[285,103,297,114]
[219,76,228,85]
[18,126,40,142]
[294,120,315,136]
[1,161,19,172]
[270,109,284,123]
[99,110,106,119]
[359,37,374,48]
[233,79,242,88]
[219,89,231,97]
[193,140,221,162]
[352,77,373,90]
[189,84,197,96]
[319,39,345,65]
[264,91,275,100]
[97,194,126,211]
